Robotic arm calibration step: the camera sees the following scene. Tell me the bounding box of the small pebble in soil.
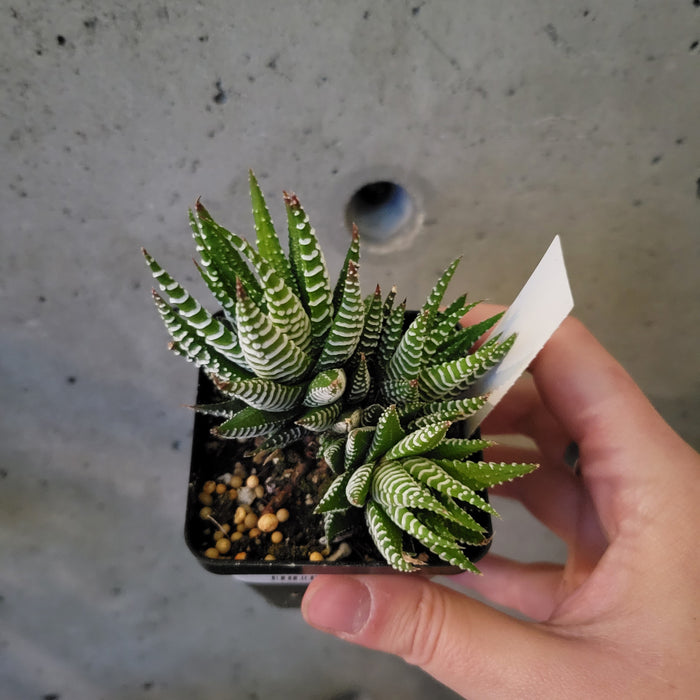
[270,530,283,544]
[246,474,259,488]
[258,513,278,532]
[309,551,324,562]
[205,547,219,559]
[215,538,232,554]
[234,552,247,560]
[276,508,290,523]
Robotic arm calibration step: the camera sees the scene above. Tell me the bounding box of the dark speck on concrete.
[676,137,686,145]
[111,586,122,597]
[690,40,699,51]
[506,87,516,97]
[0,469,7,479]
[43,694,60,700]
[199,34,209,42]
[171,440,181,451]
[38,295,46,302]
[83,17,97,30]
[66,376,77,384]
[633,199,643,207]
[143,682,154,691]
[412,5,422,15]
[696,177,700,199]
[363,10,370,19]
[213,80,227,104]
[266,54,279,71]
[544,24,559,44]
[56,35,66,46]
[651,154,662,165]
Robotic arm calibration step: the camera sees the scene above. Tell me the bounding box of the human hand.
[302,307,700,698]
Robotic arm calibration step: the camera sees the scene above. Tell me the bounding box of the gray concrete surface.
[1,1,698,698]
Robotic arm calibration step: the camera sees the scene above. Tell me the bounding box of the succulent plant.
[144,171,537,572]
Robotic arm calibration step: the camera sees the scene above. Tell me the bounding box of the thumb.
[302,574,581,698]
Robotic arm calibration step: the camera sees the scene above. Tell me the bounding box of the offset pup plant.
[143,171,537,573]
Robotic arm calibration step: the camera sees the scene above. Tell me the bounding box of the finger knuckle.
[400,583,447,669]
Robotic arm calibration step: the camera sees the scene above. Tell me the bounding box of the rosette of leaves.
[144,171,537,572]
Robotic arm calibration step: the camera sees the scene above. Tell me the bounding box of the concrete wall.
[1,2,698,698]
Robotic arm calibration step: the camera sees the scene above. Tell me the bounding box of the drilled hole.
[345,181,415,244]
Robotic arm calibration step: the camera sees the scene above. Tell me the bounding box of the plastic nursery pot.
[183,312,493,606]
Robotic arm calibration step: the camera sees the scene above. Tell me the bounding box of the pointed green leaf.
[426,438,495,460]
[381,503,461,550]
[332,223,360,313]
[417,512,489,546]
[402,456,494,515]
[436,491,497,528]
[366,405,406,461]
[378,377,420,404]
[384,421,451,460]
[346,353,371,405]
[212,406,296,439]
[371,461,448,512]
[315,260,364,372]
[418,334,516,401]
[214,377,305,412]
[423,299,480,360]
[150,290,251,381]
[387,309,430,381]
[420,257,461,319]
[365,500,416,572]
[315,469,353,513]
[320,435,345,474]
[355,285,384,359]
[432,312,505,364]
[249,170,298,295]
[434,459,539,490]
[235,281,312,382]
[285,191,333,347]
[193,201,265,308]
[324,510,357,544]
[377,299,405,372]
[361,404,385,427]
[331,407,363,434]
[303,368,347,407]
[206,221,312,352]
[296,400,343,432]
[346,462,375,507]
[344,427,376,472]
[409,395,490,428]
[144,249,245,364]
[251,425,308,454]
[188,398,246,418]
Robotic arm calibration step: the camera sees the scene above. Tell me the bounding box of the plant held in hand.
[143,171,537,572]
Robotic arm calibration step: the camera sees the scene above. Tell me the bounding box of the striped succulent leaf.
[145,172,538,572]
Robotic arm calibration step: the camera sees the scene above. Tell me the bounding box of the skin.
[302,307,700,699]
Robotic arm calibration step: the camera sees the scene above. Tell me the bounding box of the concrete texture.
[1,1,698,698]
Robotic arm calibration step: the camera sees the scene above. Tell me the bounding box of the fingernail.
[303,577,371,635]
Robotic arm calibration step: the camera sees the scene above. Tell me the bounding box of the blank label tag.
[467,235,574,430]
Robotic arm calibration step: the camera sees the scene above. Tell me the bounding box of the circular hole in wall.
[345,181,416,246]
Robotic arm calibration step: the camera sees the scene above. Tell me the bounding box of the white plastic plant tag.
[466,235,574,432]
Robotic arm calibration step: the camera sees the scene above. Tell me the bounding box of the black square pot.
[183,313,493,605]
